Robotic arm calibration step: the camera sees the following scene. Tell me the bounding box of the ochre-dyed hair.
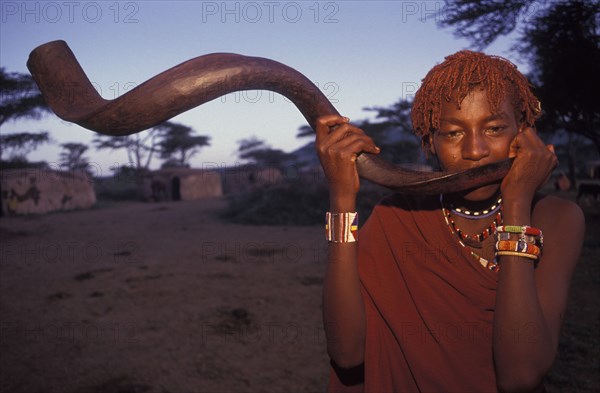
[411,50,541,147]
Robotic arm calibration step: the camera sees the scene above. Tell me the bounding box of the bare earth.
[1,196,598,392]
[1,199,330,393]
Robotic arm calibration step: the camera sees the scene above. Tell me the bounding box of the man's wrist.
[329,188,357,212]
[330,195,357,213]
[502,202,532,225]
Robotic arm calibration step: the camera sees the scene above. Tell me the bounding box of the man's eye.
[444,131,461,138]
[485,126,506,134]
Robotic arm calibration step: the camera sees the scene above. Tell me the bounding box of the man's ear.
[517,115,533,133]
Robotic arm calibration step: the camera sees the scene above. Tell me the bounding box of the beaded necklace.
[449,196,502,219]
[440,194,501,272]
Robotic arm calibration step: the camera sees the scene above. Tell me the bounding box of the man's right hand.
[314,115,380,212]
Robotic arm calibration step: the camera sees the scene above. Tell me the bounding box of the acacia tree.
[158,122,210,168]
[0,68,51,167]
[93,125,167,172]
[236,136,292,168]
[438,0,539,50]
[0,131,51,164]
[363,99,423,165]
[59,142,90,172]
[295,99,422,166]
[0,68,49,127]
[518,1,599,150]
[518,1,600,185]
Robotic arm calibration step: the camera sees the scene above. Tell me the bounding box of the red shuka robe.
[329,194,499,393]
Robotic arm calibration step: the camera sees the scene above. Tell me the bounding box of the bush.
[220,179,392,226]
[94,176,142,201]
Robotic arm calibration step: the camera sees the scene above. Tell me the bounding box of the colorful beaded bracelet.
[497,225,542,236]
[496,240,541,256]
[497,225,544,247]
[496,232,540,245]
[326,212,358,243]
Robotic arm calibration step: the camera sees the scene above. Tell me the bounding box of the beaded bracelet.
[496,240,541,256]
[496,251,539,261]
[497,225,542,236]
[496,232,533,242]
[497,225,544,247]
[496,232,541,246]
[326,212,358,243]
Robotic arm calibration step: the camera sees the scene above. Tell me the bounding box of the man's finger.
[315,115,349,140]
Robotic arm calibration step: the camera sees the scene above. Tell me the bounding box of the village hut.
[0,168,96,216]
[143,168,222,202]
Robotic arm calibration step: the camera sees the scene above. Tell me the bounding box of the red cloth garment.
[329,194,499,393]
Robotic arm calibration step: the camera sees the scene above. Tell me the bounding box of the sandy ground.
[1,199,330,393]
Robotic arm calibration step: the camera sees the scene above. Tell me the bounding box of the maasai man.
[316,50,585,392]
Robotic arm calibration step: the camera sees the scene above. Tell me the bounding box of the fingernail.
[343,117,350,122]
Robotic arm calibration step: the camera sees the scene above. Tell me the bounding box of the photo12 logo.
[200,1,340,24]
[399,1,542,24]
[1,1,140,24]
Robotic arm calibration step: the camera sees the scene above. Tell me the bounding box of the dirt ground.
[1,198,330,393]
[1,196,598,393]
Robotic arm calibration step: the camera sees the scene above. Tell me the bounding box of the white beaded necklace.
[448,196,502,219]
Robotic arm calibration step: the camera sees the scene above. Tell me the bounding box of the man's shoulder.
[533,193,585,236]
[534,193,584,222]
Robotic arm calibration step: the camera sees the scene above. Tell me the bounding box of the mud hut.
[143,168,222,202]
[0,168,96,216]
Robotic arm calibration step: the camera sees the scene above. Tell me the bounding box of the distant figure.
[150,180,168,201]
[554,171,571,191]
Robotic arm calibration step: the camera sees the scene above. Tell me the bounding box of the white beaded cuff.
[326,212,358,243]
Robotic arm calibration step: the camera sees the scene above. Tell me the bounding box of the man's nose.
[462,132,490,161]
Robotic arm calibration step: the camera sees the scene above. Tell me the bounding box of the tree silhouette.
[0,131,50,164]
[294,100,423,166]
[0,69,52,168]
[518,1,600,153]
[438,0,536,50]
[296,125,314,138]
[93,125,166,171]
[363,99,423,164]
[517,0,600,185]
[59,142,90,172]
[236,136,292,168]
[365,99,413,131]
[0,68,49,127]
[158,122,210,168]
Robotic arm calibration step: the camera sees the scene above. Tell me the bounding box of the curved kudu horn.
[26,40,511,194]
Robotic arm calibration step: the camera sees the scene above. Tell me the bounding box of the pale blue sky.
[1,1,526,174]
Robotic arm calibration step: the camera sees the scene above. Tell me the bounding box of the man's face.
[430,89,521,201]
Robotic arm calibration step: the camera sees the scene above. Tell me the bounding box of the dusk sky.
[1,1,528,174]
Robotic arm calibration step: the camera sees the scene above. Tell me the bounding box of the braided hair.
[411,50,541,147]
